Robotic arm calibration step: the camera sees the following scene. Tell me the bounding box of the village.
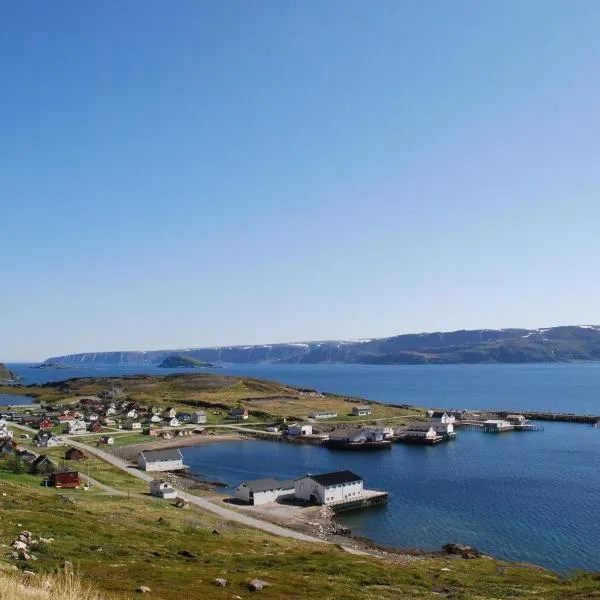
[0,380,542,526]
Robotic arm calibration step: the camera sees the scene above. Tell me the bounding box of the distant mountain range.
[42,325,600,366]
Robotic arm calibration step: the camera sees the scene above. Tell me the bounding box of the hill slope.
[0,363,15,381]
[43,325,600,366]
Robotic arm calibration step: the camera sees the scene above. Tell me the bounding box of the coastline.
[112,432,245,459]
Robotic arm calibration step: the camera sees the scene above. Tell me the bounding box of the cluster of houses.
[234,469,387,510]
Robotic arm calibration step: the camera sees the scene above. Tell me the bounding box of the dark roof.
[431,411,448,418]
[230,408,247,414]
[304,470,362,487]
[140,449,183,462]
[237,478,295,492]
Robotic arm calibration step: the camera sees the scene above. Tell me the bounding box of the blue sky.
[2,1,600,361]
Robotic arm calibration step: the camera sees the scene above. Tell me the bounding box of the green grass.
[0,479,599,599]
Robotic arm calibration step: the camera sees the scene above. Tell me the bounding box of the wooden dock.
[329,490,388,514]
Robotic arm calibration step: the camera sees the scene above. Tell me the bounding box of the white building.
[309,411,338,419]
[294,471,364,506]
[125,421,142,430]
[150,480,178,499]
[506,414,527,424]
[352,406,372,416]
[191,411,207,424]
[125,409,138,419]
[432,422,454,435]
[430,412,455,424]
[68,419,87,434]
[165,417,180,427]
[138,448,184,472]
[265,426,279,433]
[164,408,177,418]
[364,426,394,439]
[150,414,162,423]
[234,478,294,505]
[328,428,385,443]
[404,423,439,440]
[287,423,312,436]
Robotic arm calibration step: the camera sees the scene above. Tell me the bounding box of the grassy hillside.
[0,363,15,381]
[2,476,600,599]
[0,373,424,424]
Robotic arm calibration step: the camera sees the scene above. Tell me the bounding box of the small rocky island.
[35,362,70,369]
[0,362,16,382]
[157,354,216,369]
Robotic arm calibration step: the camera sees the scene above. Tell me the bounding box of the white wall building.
[150,480,178,499]
[68,419,87,434]
[138,448,184,472]
[404,423,439,440]
[309,411,338,419]
[352,406,372,416]
[234,478,294,505]
[294,471,364,506]
[287,423,312,436]
[191,411,207,424]
[430,412,455,424]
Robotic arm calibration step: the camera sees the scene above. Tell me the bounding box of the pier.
[328,490,389,514]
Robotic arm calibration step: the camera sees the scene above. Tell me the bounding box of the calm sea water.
[8,361,600,413]
[0,393,34,406]
[6,361,600,572]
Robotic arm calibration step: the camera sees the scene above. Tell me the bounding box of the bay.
[5,361,600,572]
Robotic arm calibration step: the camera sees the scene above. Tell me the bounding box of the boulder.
[248,579,271,591]
[215,578,227,587]
[137,586,151,593]
[13,541,27,551]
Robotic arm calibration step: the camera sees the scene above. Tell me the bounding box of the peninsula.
[0,362,16,382]
[42,324,600,366]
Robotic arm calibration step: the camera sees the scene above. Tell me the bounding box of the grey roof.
[303,471,362,487]
[140,449,183,462]
[431,411,448,418]
[353,405,371,411]
[237,478,294,492]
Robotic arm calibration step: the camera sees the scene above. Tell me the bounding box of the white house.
[287,423,312,436]
[404,423,439,440]
[164,408,177,418]
[138,448,184,472]
[352,406,372,416]
[506,414,527,424]
[106,407,117,416]
[294,471,363,506]
[483,419,513,432]
[228,408,249,421]
[165,417,180,427]
[265,426,279,433]
[124,421,142,430]
[234,478,294,506]
[87,413,99,422]
[432,422,454,435]
[328,428,384,443]
[150,414,162,423]
[150,479,178,500]
[125,409,138,419]
[309,411,338,419]
[191,411,207,424]
[365,426,394,439]
[33,431,61,448]
[430,412,455,424]
[68,419,88,434]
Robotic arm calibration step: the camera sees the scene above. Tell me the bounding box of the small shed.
[352,406,372,416]
[50,471,80,489]
[150,480,178,499]
[65,447,87,461]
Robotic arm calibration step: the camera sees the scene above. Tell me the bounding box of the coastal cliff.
[43,325,600,366]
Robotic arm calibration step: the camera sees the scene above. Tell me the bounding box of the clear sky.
[2,1,600,361]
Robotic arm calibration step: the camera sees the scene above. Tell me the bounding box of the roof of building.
[353,405,371,411]
[140,449,183,462]
[406,422,436,430]
[431,411,448,418]
[329,428,364,439]
[303,470,362,487]
[230,407,248,414]
[237,478,295,492]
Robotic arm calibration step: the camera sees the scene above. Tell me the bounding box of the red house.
[88,421,103,433]
[50,471,80,489]
[37,418,53,430]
